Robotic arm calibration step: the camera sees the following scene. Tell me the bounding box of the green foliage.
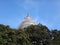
[0,24,60,45]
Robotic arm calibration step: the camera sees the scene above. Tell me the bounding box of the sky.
[0,0,60,30]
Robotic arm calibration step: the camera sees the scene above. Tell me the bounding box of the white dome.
[19,14,36,29]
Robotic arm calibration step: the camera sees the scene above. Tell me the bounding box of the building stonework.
[19,14,36,29]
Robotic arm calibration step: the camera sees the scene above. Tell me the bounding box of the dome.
[19,14,36,29]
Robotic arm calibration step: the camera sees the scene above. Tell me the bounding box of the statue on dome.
[18,13,36,29]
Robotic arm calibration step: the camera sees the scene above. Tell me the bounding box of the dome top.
[19,14,36,29]
[24,13,31,20]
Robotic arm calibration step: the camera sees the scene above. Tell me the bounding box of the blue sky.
[0,0,60,30]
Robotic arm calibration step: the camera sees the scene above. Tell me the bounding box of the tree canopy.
[0,24,60,45]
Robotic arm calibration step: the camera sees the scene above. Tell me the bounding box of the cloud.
[16,0,40,11]
[16,0,60,29]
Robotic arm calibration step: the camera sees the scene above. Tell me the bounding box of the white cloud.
[16,0,60,29]
[16,0,40,11]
